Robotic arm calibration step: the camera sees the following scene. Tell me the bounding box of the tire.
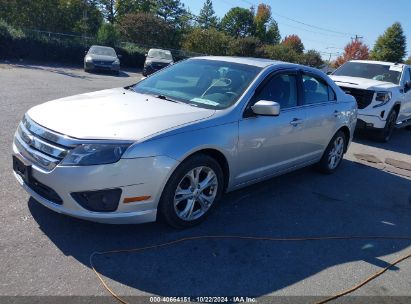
[317,130,347,174]
[377,109,398,142]
[158,154,224,228]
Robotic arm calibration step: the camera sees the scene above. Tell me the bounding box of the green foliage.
[227,36,260,57]
[265,21,281,45]
[96,23,120,47]
[301,50,324,68]
[0,0,103,35]
[182,28,231,55]
[406,56,411,65]
[371,22,407,62]
[260,44,301,63]
[197,0,218,29]
[119,12,176,48]
[155,0,187,27]
[0,19,25,40]
[221,7,255,38]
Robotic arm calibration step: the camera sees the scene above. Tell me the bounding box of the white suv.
[330,60,411,142]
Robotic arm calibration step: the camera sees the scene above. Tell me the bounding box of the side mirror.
[117,54,122,59]
[251,100,280,116]
[145,53,148,57]
[405,81,411,92]
[84,50,88,55]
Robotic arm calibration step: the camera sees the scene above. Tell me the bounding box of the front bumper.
[356,113,386,129]
[13,143,178,224]
[84,61,120,72]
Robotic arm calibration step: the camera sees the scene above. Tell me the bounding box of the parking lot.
[1,63,411,302]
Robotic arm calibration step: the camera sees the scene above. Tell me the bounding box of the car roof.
[350,59,407,67]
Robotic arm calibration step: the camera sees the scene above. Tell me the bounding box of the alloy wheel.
[328,136,344,170]
[173,166,218,221]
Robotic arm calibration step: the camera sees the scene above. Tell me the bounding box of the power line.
[235,0,359,37]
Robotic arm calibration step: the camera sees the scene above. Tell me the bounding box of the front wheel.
[377,109,397,142]
[158,154,224,228]
[317,130,347,174]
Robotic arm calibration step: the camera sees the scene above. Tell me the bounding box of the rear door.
[299,72,341,159]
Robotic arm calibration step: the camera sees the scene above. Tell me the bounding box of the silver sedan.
[12,57,357,228]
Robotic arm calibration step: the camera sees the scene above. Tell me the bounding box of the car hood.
[330,75,398,90]
[27,88,215,141]
[88,54,117,62]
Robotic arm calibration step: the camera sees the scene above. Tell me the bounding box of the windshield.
[333,62,402,84]
[148,49,173,60]
[89,46,117,57]
[133,59,262,109]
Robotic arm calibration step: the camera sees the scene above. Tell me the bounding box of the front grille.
[14,116,72,171]
[339,86,375,109]
[152,62,168,69]
[94,61,113,66]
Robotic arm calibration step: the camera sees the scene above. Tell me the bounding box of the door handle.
[290,118,303,126]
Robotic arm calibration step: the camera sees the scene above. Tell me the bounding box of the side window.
[255,73,298,109]
[403,68,411,83]
[303,74,335,104]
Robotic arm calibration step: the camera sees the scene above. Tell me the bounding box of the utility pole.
[351,35,364,42]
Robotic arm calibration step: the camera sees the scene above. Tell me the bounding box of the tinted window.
[133,59,261,109]
[333,62,402,85]
[303,75,335,104]
[255,74,298,109]
[403,68,411,82]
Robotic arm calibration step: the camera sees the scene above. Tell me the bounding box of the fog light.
[71,188,122,212]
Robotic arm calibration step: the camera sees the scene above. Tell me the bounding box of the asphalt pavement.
[1,62,411,303]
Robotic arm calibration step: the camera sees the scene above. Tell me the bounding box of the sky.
[181,0,411,60]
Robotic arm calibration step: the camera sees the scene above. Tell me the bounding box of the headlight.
[145,60,152,66]
[113,59,120,65]
[374,91,392,107]
[61,144,131,166]
[85,56,93,62]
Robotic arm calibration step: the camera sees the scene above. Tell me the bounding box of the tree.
[335,39,369,67]
[197,0,218,29]
[253,3,281,45]
[155,0,186,27]
[282,35,304,54]
[96,23,120,46]
[260,44,301,63]
[221,7,255,38]
[227,36,260,57]
[119,12,175,47]
[115,0,156,21]
[0,0,103,35]
[406,56,411,65]
[182,28,231,55]
[265,21,281,45]
[302,50,324,68]
[97,0,117,24]
[371,22,407,62]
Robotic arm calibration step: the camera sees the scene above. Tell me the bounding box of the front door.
[235,71,307,185]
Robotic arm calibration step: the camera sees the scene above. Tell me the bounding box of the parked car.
[84,45,121,74]
[142,48,173,76]
[12,57,357,228]
[330,60,411,142]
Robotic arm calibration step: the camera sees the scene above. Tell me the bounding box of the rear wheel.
[317,130,346,174]
[377,109,397,142]
[158,154,224,228]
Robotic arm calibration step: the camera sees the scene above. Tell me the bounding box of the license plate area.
[13,154,32,184]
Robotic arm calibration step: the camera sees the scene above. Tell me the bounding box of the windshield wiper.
[156,94,180,103]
